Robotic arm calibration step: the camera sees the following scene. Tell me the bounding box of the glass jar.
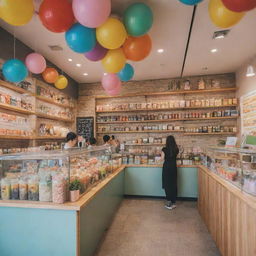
[52,174,66,204]
[19,179,28,200]
[10,179,19,200]
[39,174,52,202]
[1,178,10,200]
[28,175,39,201]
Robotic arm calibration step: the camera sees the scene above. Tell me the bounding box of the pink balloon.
[105,84,121,96]
[101,73,121,91]
[25,53,46,74]
[72,0,111,28]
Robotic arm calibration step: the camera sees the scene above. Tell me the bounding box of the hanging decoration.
[101,73,121,91]
[123,2,153,36]
[118,63,134,81]
[178,0,204,5]
[221,0,256,12]
[84,42,108,62]
[42,67,59,83]
[2,59,28,83]
[72,0,111,28]
[96,18,127,50]
[25,53,46,74]
[0,0,34,26]
[54,75,68,89]
[101,48,126,73]
[209,0,245,28]
[65,23,96,53]
[39,0,74,33]
[123,35,152,61]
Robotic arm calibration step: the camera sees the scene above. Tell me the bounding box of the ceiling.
[1,0,256,83]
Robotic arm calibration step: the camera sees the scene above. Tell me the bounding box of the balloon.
[101,48,126,73]
[209,0,245,28]
[54,75,68,89]
[72,0,111,28]
[25,53,46,74]
[221,0,256,12]
[123,35,152,61]
[124,3,153,36]
[101,73,121,91]
[0,0,34,26]
[39,0,74,33]
[118,63,134,81]
[96,18,127,50]
[2,59,28,83]
[105,85,121,96]
[42,68,59,83]
[84,42,108,62]
[65,23,96,53]
[178,0,203,5]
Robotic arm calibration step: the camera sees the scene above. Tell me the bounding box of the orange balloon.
[123,34,152,61]
[42,67,59,83]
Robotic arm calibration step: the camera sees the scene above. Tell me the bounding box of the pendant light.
[246,65,255,77]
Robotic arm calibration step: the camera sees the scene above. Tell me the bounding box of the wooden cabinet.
[198,166,256,256]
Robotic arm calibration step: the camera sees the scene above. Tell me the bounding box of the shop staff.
[162,135,179,210]
[64,132,78,149]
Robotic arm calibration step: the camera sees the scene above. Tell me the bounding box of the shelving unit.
[97,130,184,134]
[184,132,236,136]
[125,143,165,146]
[0,135,34,140]
[35,136,66,140]
[36,112,73,123]
[0,102,35,115]
[36,95,74,109]
[0,80,34,95]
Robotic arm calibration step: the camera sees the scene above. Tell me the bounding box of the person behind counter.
[64,132,78,149]
[162,135,179,210]
[87,137,97,149]
[103,135,111,146]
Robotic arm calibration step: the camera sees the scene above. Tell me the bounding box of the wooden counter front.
[198,166,256,256]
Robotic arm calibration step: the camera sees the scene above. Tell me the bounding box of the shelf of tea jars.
[97,130,184,134]
[0,80,34,95]
[36,112,73,123]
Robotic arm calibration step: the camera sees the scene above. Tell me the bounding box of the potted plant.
[69,179,81,202]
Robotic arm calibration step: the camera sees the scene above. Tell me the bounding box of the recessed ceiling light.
[157,49,164,53]
[68,58,72,62]
[76,63,81,67]
[213,30,230,40]
[211,49,218,53]
[83,73,88,76]
[103,73,107,76]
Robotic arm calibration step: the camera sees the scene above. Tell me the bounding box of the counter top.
[0,164,197,211]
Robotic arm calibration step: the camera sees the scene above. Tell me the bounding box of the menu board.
[76,116,94,139]
[241,90,256,136]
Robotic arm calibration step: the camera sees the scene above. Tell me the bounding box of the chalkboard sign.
[76,117,94,139]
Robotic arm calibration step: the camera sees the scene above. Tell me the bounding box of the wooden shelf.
[125,143,165,146]
[35,136,65,140]
[0,102,35,115]
[0,135,34,140]
[96,116,238,124]
[184,132,236,136]
[97,130,184,134]
[36,112,73,123]
[96,104,238,113]
[0,80,34,95]
[36,95,74,109]
[95,87,237,99]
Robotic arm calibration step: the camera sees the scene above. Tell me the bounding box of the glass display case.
[0,146,122,203]
[206,147,256,196]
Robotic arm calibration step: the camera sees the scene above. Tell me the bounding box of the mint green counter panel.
[80,170,125,256]
[124,167,198,198]
[0,208,77,256]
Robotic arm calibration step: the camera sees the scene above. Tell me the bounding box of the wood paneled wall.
[198,166,256,256]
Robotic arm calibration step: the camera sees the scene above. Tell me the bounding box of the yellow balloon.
[209,0,245,28]
[54,75,68,90]
[96,18,127,50]
[102,48,126,73]
[0,0,34,26]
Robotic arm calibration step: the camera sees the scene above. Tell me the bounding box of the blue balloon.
[118,63,134,82]
[179,0,203,5]
[2,59,28,83]
[65,23,96,53]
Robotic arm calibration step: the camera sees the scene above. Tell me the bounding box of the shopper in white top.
[64,132,78,149]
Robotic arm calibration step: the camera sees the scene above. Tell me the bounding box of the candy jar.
[1,178,10,200]
[52,174,66,204]
[10,179,19,200]
[39,174,52,202]
[28,175,39,201]
[19,178,28,200]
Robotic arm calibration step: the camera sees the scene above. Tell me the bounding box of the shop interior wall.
[78,73,237,150]
[0,27,79,99]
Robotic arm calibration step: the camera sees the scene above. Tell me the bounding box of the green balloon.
[124,3,153,37]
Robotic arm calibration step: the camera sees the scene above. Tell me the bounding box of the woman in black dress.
[162,135,179,210]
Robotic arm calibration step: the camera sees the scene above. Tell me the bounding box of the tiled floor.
[94,199,220,256]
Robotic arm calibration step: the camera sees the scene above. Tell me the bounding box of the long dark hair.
[165,135,179,158]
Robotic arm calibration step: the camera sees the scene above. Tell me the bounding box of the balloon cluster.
[179,0,256,28]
